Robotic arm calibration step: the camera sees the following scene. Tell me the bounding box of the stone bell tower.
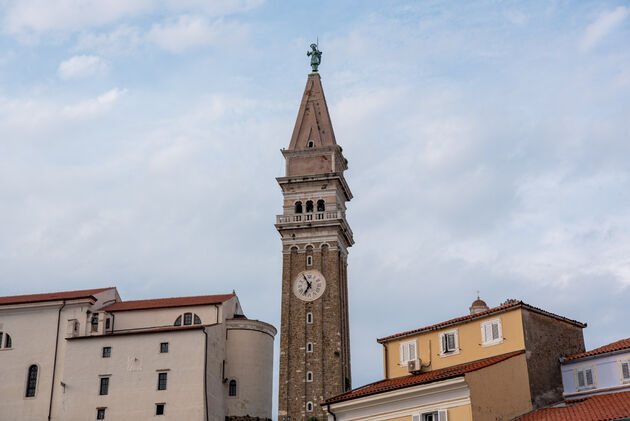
[276,47,353,421]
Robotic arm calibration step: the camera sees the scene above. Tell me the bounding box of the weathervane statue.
[307,42,322,72]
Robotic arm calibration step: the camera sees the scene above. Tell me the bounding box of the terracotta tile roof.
[324,350,525,405]
[513,390,630,421]
[67,324,210,339]
[102,293,235,312]
[563,338,630,362]
[377,301,585,343]
[0,287,115,306]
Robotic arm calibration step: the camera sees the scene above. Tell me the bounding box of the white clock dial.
[293,270,326,302]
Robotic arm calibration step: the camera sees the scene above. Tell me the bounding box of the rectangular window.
[400,340,417,364]
[183,313,192,325]
[160,342,169,353]
[481,318,502,345]
[157,372,168,390]
[440,330,458,355]
[105,318,111,329]
[97,408,106,420]
[99,377,109,395]
[156,403,165,415]
[576,367,595,390]
[420,410,448,421]
[620,360,630,383]
[102,347,111,358]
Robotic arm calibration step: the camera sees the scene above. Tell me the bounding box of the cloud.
[73,26,143,56]
[62,88,127,119]
[146,15,247,53]
[57,55,106,79]
[580,6,628,52]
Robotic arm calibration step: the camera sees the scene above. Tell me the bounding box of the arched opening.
[91,315,99,332]
[306,402,313,412]
[174,316,182,326]
[317,199,325,212]
[306,200,314,213]
[294,201,303,214]
[229,379,237,396]
[307,371,313,382]
[307,140,314,148]
[307,342,313,353]
[194,314,201,325]
[25,365,38,397]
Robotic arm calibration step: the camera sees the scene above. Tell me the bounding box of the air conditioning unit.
[407,358,421,373]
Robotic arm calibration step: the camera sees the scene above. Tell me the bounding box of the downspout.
[48,300,66,421]
[202,327,210,421]
[327,404,337,421]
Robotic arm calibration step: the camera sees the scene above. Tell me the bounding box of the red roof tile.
[377,301,585,343]
[102,293,235,312]
[0,287,115,306]
[514,391,630,421]
[324,350,525,404]
[563,338,630,362]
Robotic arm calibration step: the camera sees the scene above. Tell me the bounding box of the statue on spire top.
[307,43,322,72]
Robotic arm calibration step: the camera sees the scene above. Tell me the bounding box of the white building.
[0,287,276,421]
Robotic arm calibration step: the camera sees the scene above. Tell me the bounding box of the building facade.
[324,299,586,421]
[0,287,276,421]
[276,69,354,421]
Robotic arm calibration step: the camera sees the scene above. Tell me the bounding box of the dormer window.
[307,141,314,148]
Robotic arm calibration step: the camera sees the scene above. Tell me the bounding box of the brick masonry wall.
[521,310,586,408]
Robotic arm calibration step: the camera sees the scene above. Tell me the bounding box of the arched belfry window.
[25,365,38,397]
[229,379,237,396]
[295,201,303,214]
[307,140,314,148]
[306,201,314,213]
[174,316,182,326]
[317,200,325,212]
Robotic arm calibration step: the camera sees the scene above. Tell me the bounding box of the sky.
[1,0,630,413]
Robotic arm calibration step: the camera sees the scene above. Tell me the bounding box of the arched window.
[174,316,182,326]
[183,313,192,325]
[306,401,313,412]
[307,141,314,148]
[91,315,99,332]
[194,314,201,325]
[229,379,237,396]
[294,201,303,214]
[307,371,313,382]
[25,365,38,397]
[306,342,313,353]
[306,201,314,213]
[317,200,325,212]
[306,312,313,324]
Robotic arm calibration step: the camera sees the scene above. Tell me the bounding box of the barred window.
[157,372,167,390]
[99,377,109,395]
[25,365,38,397]
[229,379,237,396]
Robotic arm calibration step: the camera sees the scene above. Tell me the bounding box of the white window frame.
[306,371,313,382]
[414,409,448,421]
[575,365,596,391]
[306,312,313,324]
[306,342,313,353]
[306,401,313,412]
[481,318,503,346]
[619,359,630,384]
[399,340,417,365]
[439,329,459,356]
[306,255,313,266]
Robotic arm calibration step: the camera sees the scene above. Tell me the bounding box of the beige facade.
[0,287,276,421]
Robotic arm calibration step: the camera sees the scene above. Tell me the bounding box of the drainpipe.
[202,327,209,421]
[327,404,337,421]
[48,300,66,421]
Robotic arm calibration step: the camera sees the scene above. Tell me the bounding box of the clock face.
[293,270,326,302]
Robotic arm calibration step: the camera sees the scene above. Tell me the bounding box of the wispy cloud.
[62,88,127,119]
[57,55,106,79]
[580,6,628,52]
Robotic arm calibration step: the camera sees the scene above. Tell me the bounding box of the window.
[183,313,192,325]
[306,200,314,213]
[306,371,313,382]
[481,318,502,346]
[99,377,109,395]
[306,342,313,353]
[416,410,448,421]
[160,342,169,353]
[25,365,38,397]
[97,408,106,420]
[157,372,167,390]
[306,255,313,266]
[102,347,111,358]
[576,367,595,390]
[306,402,313,412]
[440,330,459,355]
[295,201,303,214]
[317,199,325,212]
[5,334,11,348]
[105,318,111,329]
[621,360,630,383]
[306,312,313,324]
[307,140,314,148]
[174,316,182,326]
[156,403,165,415]
[91,316,99,331]
[229,379,237,396]
[400,340,417,364]
[194,314,201,324]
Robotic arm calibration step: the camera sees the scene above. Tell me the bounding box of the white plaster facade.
[0,287,276,421]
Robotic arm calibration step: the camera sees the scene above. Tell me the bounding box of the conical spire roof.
[288,73,337,150]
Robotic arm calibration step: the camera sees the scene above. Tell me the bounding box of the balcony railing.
[276,211,345,224]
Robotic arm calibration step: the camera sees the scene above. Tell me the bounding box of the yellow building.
[324,299,586,421]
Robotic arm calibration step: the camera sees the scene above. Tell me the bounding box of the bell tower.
[276,49,353,421]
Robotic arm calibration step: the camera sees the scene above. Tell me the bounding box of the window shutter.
[585,368,594,386]
[491,323,499,340]
[438,409,448,421]
[578,371,584,387]
[442,334,448,353]
[409,341,417,360]
[412,415,420,421]
[447,333,456,351]
[622,362,630,380]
